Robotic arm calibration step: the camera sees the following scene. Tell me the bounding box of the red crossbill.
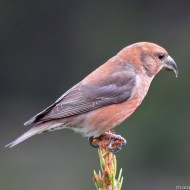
[6,42,178,150]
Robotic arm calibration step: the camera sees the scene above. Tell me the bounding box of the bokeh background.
[1,1,190,190]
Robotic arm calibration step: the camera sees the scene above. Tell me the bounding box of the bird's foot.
[88,131,127,154]
[88,136,100,148]
[105,132,127,154]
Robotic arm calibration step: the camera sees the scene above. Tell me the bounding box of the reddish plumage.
[6,42,178,148]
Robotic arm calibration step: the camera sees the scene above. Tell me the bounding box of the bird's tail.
[5,123,50,148]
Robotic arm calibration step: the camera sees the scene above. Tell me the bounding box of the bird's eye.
[157,53,165,60]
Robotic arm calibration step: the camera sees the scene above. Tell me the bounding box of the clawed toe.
[88,136,99,148]
[105,133,127,154]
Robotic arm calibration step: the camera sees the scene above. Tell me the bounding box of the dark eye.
[157,53,165,60]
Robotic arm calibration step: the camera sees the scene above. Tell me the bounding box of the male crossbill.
[6,42,178,148]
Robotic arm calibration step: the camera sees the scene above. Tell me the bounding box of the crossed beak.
[164,55,178,77]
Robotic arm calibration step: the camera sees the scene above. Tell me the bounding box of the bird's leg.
[104,132,127,154]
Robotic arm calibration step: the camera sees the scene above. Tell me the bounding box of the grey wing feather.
[24,61,136,125]
[24,83,80,125]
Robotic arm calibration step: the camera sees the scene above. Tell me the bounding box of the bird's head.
[120,42,178,78]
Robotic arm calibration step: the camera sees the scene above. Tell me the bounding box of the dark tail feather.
[5,124,50,148]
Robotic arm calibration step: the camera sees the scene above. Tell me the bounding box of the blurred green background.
[1,1,190,190]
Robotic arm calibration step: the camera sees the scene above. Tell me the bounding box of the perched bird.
[6,42,178,150]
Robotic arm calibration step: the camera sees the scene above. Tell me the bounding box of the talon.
[108,142,122,154]
[88,136,99,148]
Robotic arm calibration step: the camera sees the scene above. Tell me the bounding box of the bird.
[6,42,178,150]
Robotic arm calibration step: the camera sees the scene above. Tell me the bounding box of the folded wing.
[24,61,136,125]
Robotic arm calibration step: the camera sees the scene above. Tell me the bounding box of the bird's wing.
[24,60,136,125]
